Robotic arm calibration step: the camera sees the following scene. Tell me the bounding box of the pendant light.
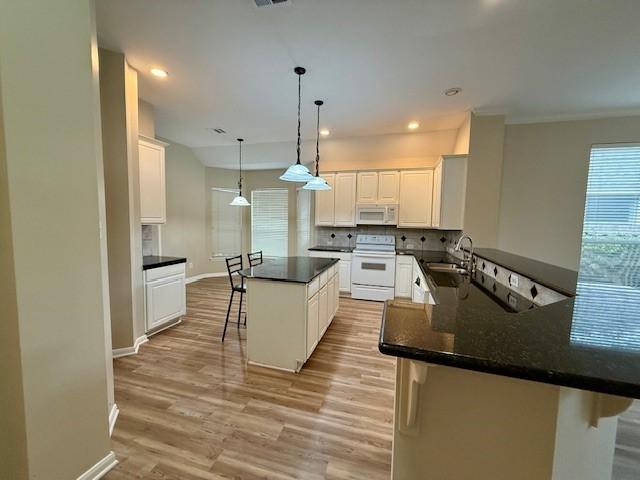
[303,100,331,191]
[280,67,314,182]
[229,138,250,206]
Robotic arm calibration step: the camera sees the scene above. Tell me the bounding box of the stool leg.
[222,290,234,342]
[237,290,243,327]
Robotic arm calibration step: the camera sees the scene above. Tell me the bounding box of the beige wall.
[99,49,145,349]
[498,115,640,270]
[139,99,155,138]
[453,113,471,154]
[463,114,505,248]
[162,140,210,276]
[0,66,29,480]
[0,0,112,477]
[196,129,459,171]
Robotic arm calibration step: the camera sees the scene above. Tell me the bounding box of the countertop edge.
[378,340,640,399]
[142,257,187,270]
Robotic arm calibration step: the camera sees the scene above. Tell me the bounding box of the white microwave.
[355,204,398,225]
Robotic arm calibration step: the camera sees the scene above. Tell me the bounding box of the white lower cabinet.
[319,284,329,336]
[308,250,352,293]
[144,263,186,332]
[305,266,339,361]
[395,255,414,298]
[338,260,351,293]
[306,293,319,358]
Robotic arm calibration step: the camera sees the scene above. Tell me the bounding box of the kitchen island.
[380,249,638,480]
[240,256,339,372]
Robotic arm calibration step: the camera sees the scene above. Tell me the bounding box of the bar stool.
[222,254,246,342]
[247,250,263,267]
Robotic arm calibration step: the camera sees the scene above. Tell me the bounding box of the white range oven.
[351,234,396,301]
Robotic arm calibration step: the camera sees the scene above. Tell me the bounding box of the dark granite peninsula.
[239,256,338,283]
[240,256,340,372]
[143,255,187,270]
[381,248,638,480]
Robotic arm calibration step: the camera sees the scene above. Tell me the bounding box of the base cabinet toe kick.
[244,260,340,372]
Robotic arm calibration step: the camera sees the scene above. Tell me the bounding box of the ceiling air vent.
[253,0,291,7]
[206,128,226,134]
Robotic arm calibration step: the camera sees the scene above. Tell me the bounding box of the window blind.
[571,144,640,350]
[211,188,242,257]
[251,189,288,257]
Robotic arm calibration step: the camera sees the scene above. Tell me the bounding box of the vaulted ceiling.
[96,0,640,149]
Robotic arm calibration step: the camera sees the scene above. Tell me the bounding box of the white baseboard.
[146,317,182,338]
[112,334,148,359]
[108,403,119,437]
[186,272,229,284]
[76,451,117,480]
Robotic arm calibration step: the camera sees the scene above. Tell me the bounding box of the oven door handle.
[353,252,395,258]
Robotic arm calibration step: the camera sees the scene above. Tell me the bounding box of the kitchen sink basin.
[427,262,468,274]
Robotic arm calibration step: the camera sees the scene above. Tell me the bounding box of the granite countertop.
[143,255,187,270]
[308,245,354,253]
[239,256,339,284]
[380,249,640,399]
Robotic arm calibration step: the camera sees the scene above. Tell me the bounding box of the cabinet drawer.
[308,277,320,299]
[145,263,185,282]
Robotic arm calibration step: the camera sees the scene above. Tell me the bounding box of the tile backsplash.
[142,224,160,256]
[315,226,463,251]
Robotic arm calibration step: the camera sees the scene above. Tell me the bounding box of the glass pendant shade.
[303,176,330,190]
[281,66,314,183]
[230,138,250,206]
[229,195,250,206]
[280,163,313,182]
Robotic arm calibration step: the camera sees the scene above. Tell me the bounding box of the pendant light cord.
[296,72,302,166]
[238,138,243,195]
[315,102,320,176]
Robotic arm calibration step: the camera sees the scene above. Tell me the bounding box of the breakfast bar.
[240,256,340,372]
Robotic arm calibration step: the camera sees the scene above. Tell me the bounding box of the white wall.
[498,115,640,269]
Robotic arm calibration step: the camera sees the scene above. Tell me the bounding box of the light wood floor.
[105,276,640,479]
[105,277,395,479]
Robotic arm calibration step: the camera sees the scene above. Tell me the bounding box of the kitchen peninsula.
[380,249,639,480]
[240,256,340,372]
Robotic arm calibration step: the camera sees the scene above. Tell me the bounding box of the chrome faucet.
[455,234,474,274]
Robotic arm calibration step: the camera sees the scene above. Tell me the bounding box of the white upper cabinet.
[432,155,468,230]
[356,170,400,204]
[356,172,379,204]
[377,171,400,204]
[316,173,356,227]
[333,173,357,226]
[139,136,168,224]
[398,170,434,228]
[314,173,336,226]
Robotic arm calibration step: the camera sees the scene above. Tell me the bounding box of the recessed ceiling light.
[320,128,330,136]
[150,68,168,78]
[407,121,420,130]
[444,87,462,96]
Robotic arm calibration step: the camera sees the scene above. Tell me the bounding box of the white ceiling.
[96,0,640,153]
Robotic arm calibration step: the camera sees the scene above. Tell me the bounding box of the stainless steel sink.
[426,262,468,274]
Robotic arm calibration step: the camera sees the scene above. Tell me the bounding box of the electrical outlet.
[509,274,519,288]
[406,243,415,249]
